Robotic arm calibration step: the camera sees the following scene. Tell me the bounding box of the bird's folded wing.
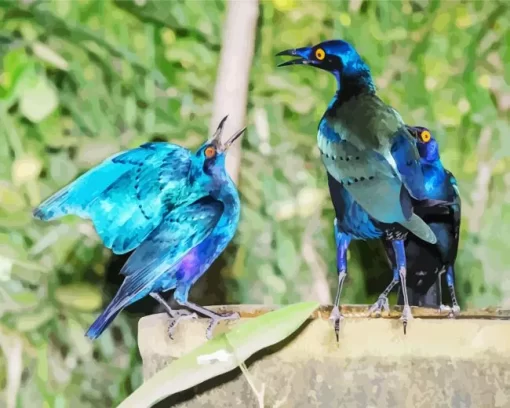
[318,133,407,224]
[33,142,193,254]
[119,197,224,292]
[319,125,436,244]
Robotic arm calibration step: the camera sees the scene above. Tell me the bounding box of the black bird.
[378,126,461,316]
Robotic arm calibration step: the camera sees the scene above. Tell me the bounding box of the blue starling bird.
[380,126,461,316]
[277,40,449,336]
[33,117,245,339]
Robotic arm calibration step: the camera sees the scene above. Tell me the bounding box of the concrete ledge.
[138,305,510,408]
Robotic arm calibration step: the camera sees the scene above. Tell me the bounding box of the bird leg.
[181,301,240,340]
[437,267,446,309]
[367,269,399,317]
[329,221,351,342]
[439,266,461,318]
[150,293,198,339]
[392,239,413,334]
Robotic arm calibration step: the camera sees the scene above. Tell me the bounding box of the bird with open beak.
[277,40,451,338]
[34,116,246,340]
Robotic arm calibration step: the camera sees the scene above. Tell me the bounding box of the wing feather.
[318,95,436,243]
[33,142,193,254]
[112,197,224,303]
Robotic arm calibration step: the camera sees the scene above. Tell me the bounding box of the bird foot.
[167,310,198,339]
[206,312,240,340]
[401,305,413,335]
[440,304,461,318]
[329,306,344,342]
[367,295,390,317]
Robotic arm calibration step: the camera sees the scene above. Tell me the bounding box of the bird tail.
[85,300,124,340]
[399,214,437,244]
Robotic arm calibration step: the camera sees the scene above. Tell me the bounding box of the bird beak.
[276,47,316,67]
[405,126,420,139]
[210,115,229,144]
[222,127,246,151]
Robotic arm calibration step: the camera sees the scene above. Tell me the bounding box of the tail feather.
[400,214,437,245]
[85,301,124,340]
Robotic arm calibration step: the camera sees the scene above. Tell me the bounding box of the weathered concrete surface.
[138,305,510,408]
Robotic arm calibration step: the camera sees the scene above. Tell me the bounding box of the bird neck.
[335,67,376,103]
[422,160,447,190]
[215,177,240,211]
[422,158,445,173]
[215,179,241,228]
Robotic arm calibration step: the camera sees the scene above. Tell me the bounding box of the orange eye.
[204,146,216,158]
[420,130,431,143]
[315,48,325,61]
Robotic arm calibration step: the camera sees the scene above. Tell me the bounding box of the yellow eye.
[315,48,325,61]
[204,146,216,158]
[420,130,431,143]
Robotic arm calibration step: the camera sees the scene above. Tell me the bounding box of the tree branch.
[209,0,259,184]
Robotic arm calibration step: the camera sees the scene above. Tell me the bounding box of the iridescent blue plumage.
[33,117,245,340]
[381,127,461,315]
[34,142,197,254]
[277,39,452,336]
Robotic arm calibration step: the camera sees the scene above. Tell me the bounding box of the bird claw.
[167,311,198,339]
[401,305,413,335]
[440,304,460,319]
[367,295,390,317]
[329,306,344,342]
[206,312,240,340]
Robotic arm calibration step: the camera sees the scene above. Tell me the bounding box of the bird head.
[276,40,372,86]
[193,115,246,181]
[407,126,440,163]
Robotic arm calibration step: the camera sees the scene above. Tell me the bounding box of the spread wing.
[114,197,223,304]
[33,142,194,254]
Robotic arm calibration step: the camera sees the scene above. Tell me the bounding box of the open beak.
[222,127,246,151]
[210,115,246,152]
[276,47,316,67]
[210,115,229,144]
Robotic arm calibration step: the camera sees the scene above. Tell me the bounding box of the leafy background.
[1,0,509,406]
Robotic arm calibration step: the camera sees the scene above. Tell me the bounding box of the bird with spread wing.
[34,116,245,340]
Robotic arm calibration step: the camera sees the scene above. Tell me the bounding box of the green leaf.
[19,76,59,123]
[49,154,78,186]
[11,291,39,307]
[117,302,319,408]
[275,229,300,278]
[0,183,26,213]
[16,306,54,332]
[31,42,69,71]
[55,284,102,312]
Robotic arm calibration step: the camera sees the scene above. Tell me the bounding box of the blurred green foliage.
[0,0,509,406]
